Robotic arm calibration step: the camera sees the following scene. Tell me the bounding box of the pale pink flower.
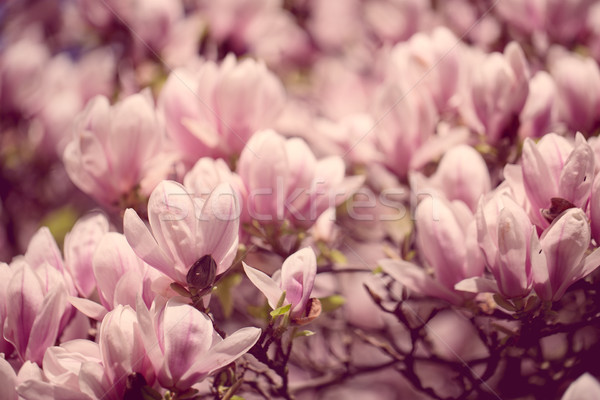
[518,71,558,139]
[62,213,109,298]
[237,129,363,228]
[519,133,594,228]
[0,351,17,400]
[460,194,536,299]
[69,232,162,321]
[380,196,484,304]
[549,53,600,134]
[461,42,530,143]
[159,54,286,162]
[243,247,318,320]
[531,208,600,301]
[63,92,174,208]
[4,260,68,365]
[124,180,239,286]
[137,297,261,390]
[410,144,491,212]
[16,340,102,400]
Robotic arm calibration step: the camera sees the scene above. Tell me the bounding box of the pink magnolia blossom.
[380,196,484,305]
[4,260,68,365]
[549,53,600,134]
[69,232,162,321]
[63,92,174,208]
[124,180,239,286]
[159,54,286,162]
[460,42,530,143]
[137,297,261,390]
[519,133,594,228]
[62,213,109,298]
[237,129,363,228]
[373,80,437,179]
[518,71,558,139]
[410,144,491,212]
[16,340,102,400]
[531,208,600,301]
[243,247,318,320]
[386,27,463,113]
[460,194,536,299]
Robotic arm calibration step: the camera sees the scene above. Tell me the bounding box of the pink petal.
[281,248,317,316]
[123,208,175,281]
[64,213,109,298]
[162,299,213,386]
[242,262,284,309]
[178,327,261,389]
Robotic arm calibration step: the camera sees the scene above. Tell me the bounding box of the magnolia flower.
[159,54,286,162]
[461,42,530,143]
[550,53,600,134]
[531,208,600,301]
[69,233,162,321]
[457,194,535,299]
[124,180,239,287]
[0,357,17,400]
[237,129,363,229]
[410,144,491,212]
[380,196,484,305]
[520,133,594,228]
[63,92,174,208]
[243,247,320,323]
[16,340,103,400]
[4,260,68,365]
[137,297,261,390]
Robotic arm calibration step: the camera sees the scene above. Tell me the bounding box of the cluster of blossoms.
[2,0,600,399]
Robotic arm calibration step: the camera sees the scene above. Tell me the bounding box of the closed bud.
[186,255,217,291]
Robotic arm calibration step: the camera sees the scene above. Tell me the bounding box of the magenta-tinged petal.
[495,204,530,298]
[281,248,317,317]
[112,270,144,310]
[64,213,109,298]
[24,227,65,273]
[68,297,107,321]
[26,284,67,365]
[242,262,284,310]
[415,197,467,290]
[123,208,175,280]
[238,130,289,221]
[178,327,261,390]
[147,181,198,278]
[161,299,213,387]
[558,136,595,208]
[540,208,590,298]
[79,361,116,400]
[5,264,45,357]
[434,145,491,211]
[522,138,556,213]
[98,306,145,388]
[454,277,499,294]
[197,183,240,275]
[135,296,163,375]
[530,229,552,301]
[93,233,144,310]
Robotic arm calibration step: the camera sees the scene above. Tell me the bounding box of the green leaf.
[214,273,243,318]
[493,294,517,312]
[372,266,383,274]
[329,249,347,265]
[319,295,345,313]
[270,304,291,318]
[294,330,315,338]
[230,396,245,400]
